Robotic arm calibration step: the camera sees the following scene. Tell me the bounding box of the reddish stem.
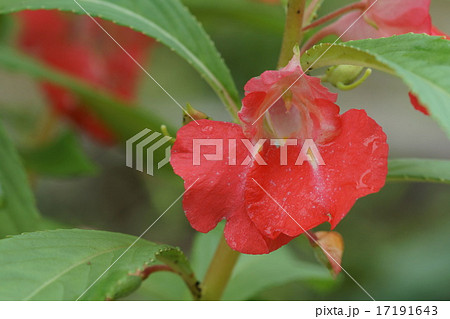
[301,27,332,53]
[138,265,174,280]
[302,2,366,32]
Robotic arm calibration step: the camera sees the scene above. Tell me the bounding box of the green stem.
[277,0,307,68]
[200,235,240,300]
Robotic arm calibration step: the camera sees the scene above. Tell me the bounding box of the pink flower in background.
[320,0,432,42]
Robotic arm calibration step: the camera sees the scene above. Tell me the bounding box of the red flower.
[17,10,154,144]
[310,0,448,117]
[170,54,388,254]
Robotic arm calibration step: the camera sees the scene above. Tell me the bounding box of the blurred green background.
[0,0,449,300]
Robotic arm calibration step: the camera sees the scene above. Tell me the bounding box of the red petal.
[171,120,250,233]
[224,209,294,254]
[17,10,72,49]
[239,54,339,143]
[171,120,296,254]
[408,92,430,116]
[17,10,153,144]
[42,84,116,144]
[245,109,388,238]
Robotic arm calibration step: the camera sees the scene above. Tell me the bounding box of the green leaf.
[0,121,41,238]
[0,229,198,301]
[0,0,240,118]
[387,159,450,184]
[183,0,284,35]
[0,121,73,236]
[190,223,333,301]
[22,131,98,177]
[302,34,450,138]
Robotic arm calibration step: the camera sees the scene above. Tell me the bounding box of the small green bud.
[183,103,211,125]
[323,65,372,91]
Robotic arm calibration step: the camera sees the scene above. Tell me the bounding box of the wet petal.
[224,209,294,254]
[171,120,296,254]
[171,120,250,233]
[246,109,388,238]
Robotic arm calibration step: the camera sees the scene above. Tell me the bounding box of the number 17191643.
[377,306,438,316]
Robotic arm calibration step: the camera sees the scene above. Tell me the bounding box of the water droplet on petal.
[357,170,371,189]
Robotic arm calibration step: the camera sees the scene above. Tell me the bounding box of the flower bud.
[183,103,211,125]
[323,65,372,91]
[309,231,344,278]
